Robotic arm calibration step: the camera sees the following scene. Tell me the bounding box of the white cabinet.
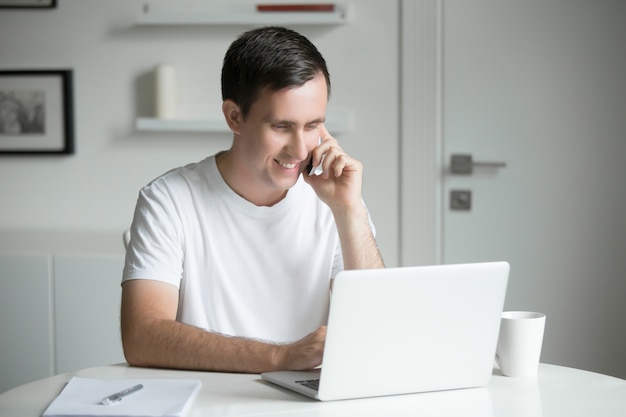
[0,254,125,393]
[54,256,125,374]
[0,255,53,394]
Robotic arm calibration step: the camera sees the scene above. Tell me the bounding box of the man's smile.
[275,159,298,170]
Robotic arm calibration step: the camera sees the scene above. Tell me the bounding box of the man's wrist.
[269,343,287,371]
[330,200,367,224]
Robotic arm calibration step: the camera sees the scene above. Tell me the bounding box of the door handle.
[450,153,507,174]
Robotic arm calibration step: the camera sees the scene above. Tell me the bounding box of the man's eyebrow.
[263,115,289,124]
[300,118,326,127]
[265,117,326,125]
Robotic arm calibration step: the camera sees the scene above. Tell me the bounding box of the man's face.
[236,73,328,199]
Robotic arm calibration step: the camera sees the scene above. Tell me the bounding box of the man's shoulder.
[143,156,216,191]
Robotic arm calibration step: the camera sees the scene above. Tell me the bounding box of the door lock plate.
[450,190,472,211]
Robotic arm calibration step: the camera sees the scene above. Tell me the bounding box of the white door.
[442,1,626,378]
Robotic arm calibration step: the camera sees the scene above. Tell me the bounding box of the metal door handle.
[450,154,507,174]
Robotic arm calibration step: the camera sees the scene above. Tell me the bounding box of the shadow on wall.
[134,68,156,118]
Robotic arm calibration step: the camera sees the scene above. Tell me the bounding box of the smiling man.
[120,26,384,373]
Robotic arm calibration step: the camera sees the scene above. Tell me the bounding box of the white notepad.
[42,377,202,417]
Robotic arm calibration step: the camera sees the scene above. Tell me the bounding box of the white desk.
[1,364,624,416]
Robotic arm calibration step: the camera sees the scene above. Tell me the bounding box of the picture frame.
[0,70,74,155]
[0,0,56,8]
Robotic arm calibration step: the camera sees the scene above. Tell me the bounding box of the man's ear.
[222,100,242,134]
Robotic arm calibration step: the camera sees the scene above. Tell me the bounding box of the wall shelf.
[135,3,348,26]
[136,117,228,133]
[135,109,351,134]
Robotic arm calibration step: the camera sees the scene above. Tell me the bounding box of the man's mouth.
[275,159,298,170]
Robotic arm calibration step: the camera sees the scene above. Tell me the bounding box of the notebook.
[261,261,510,401]
[42,377,202,417]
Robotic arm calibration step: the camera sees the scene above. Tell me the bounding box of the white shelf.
[135,4,348,26]
[136,109,351,134]
[136,118,228,132]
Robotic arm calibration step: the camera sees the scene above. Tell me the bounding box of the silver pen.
[100,383,143,405]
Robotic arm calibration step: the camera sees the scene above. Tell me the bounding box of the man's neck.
[215,150,288,207]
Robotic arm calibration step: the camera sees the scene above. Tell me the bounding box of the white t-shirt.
[123,155,363,343]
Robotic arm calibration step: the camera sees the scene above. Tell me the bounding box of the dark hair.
[221,26,331,118]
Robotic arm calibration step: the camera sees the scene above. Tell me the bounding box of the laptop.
[261,261,509,401]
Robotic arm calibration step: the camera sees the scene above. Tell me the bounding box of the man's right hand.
[276,326,327,371]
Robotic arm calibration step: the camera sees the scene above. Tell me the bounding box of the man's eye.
[305,123,320,130]
[274,124,289,130]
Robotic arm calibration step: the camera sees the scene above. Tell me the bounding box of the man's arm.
[120,279,325,373]
[304,124,384,270]
[332,203,385,270]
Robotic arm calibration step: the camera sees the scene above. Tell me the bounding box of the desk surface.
[1,364,624,416]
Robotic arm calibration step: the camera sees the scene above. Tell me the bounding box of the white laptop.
[261,261,510,401]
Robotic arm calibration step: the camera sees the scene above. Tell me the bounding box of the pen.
[100,383,143,405]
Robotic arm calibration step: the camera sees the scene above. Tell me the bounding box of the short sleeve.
[122,179,184,287]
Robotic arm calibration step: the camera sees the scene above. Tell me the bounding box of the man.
[121,26,384,374]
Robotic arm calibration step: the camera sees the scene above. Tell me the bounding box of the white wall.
[0,0,400,263]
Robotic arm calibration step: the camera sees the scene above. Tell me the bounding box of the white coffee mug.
[496,311,546,377]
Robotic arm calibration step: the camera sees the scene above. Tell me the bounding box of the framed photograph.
[0,70,74,155]
[0,0,56,8]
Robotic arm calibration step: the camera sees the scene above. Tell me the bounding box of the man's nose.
[286,131,310,161]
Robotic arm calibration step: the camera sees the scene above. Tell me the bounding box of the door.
[442,1,626,378]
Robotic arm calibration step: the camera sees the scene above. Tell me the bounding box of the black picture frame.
[0,0,56,8]
[0,70,74,155]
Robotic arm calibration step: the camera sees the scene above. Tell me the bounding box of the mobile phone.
[307,137,324,176]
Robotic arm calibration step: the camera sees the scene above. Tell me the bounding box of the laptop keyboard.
[295,379,320,391]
